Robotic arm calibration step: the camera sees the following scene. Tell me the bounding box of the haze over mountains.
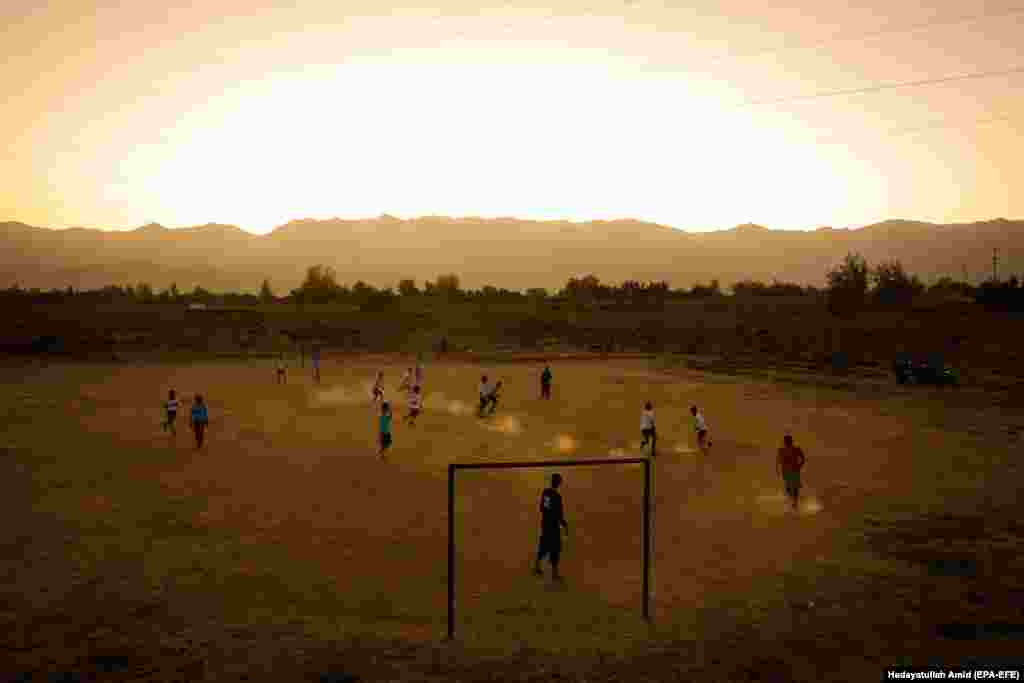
[2,216,1021,293]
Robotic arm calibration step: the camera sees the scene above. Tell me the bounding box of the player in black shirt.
[533,473,569,580]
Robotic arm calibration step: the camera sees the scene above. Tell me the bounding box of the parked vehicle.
[893,356,958,386]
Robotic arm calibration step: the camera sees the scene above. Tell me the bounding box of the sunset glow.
[3,1,1021,233]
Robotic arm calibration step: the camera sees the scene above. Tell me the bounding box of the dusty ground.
[2,353,1023,682]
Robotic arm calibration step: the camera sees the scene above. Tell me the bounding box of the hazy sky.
[2,0,1021,234]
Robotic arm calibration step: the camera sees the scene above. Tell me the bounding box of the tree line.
[3,254,1018,310]
[822,253,1022,311]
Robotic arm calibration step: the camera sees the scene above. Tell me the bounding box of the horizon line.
[4,215,1020,236]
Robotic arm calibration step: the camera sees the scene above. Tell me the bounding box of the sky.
[2,0,1021,235]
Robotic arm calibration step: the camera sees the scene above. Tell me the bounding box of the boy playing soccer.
[162,389,178,435]
[371,371,385,403]
[399,367,413,392]
[534,473,569,581]
[377,401,393,459]
[276,355,287,385]
[540,364,553,400]
[640,401,656,456]
[478,375,497,417]
[190,394,209,450]
[404,385,423,426]
[777,434,806,512]
[312,346,321,384]
[488,380,503,415]
[691,405,712,454]
[414,357,424,388]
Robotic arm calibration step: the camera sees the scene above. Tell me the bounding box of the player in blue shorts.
[377,401,393,459]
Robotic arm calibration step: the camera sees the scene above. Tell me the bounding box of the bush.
[826,253,869,314]
[872,260,924,307]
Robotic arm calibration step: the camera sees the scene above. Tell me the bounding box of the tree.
[430,273,462,301]
[563,274,603,303]
[929,276,974,298]
[647,280,669,302]
[435,273,461,295]
[826,253,869,313]
[690,279,721,297]
[872,259,924,307]
[619,279,643,303]
[526,287,548,300]
[732,279,767,297]
[295,265,342,304]
[259,279,274,303]
[350,280,373,306]
[363,286,397,311]
[191,285,211,302]
[397,279,419,297]
[766,280,807,296]
[976,276,1024,310]
[134,282,154,303]
[734,279,809,297]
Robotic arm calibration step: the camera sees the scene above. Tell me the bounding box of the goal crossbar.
[447,457,652,640]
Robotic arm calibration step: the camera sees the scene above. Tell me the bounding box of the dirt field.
[3,353,1024,681]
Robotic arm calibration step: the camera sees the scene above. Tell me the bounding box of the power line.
[887,112,1016,137]
[708,5,1024,65]
[812,111,1017,145]
[735,65,1024,109]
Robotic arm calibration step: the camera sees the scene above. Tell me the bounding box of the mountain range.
[2,216,1021,293]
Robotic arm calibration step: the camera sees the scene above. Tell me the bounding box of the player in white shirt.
[690,405,712,453]
[640,402,656,455]
[404,385,423,426]
[162,389,179,435]
[371,370,385,403]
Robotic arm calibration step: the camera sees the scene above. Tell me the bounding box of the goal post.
[447,457,652,640]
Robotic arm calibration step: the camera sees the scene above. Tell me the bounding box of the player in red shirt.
[776,434,806,512]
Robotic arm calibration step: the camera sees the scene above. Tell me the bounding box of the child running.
[312,347,321,384]
[478,375,496,417]
[405,385,423,426]
[377,401,393,459]
[776,434,807,512]
[399,367,413,392]
[371,370,385,403]
[276,355,287,385]
[540,364,553,400]
[162,389,178,435]
[691,405,712,454]
[488,380,503,415]
[190,394,209,450]
[414,357,424,388]
[640,401,656,456]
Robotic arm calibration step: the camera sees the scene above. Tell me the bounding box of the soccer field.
[4,354,1024,678]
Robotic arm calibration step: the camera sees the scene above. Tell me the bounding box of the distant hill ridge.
[1,216,1021,292]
